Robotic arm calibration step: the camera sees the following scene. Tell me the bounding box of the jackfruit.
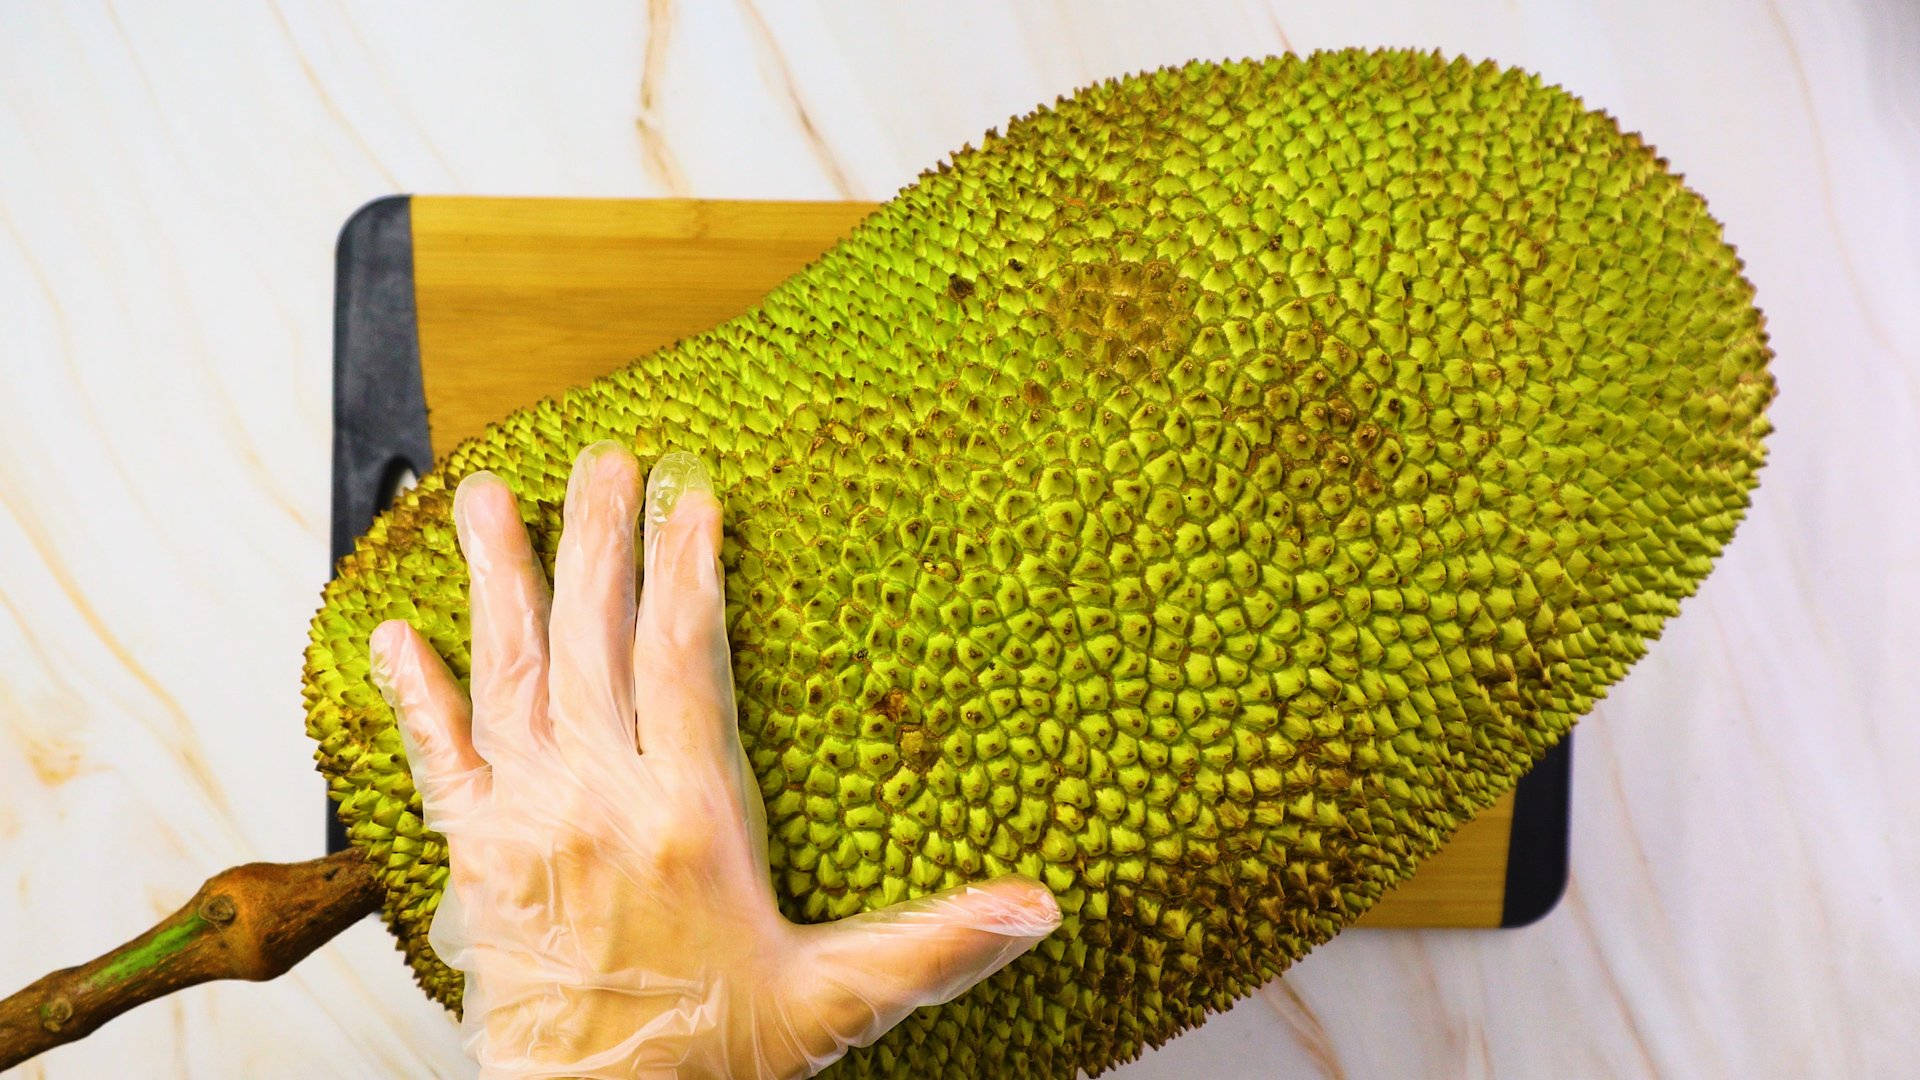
[305,49,1773,1077]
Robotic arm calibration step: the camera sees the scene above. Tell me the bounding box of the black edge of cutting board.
[328,194,431,857]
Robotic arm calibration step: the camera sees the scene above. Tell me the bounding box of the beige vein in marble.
[1766,0,1915,388]
[262,0,398,188]
[637,0,691,196]
[736,0,858,200]
[1258,981,1347,1080]
[0,477,235,824]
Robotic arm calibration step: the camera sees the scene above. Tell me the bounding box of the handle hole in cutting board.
[378,458,419,513]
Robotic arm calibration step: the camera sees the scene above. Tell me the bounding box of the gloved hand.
[368,443,1060,1079]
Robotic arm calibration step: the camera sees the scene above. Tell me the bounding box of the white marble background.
[1,1,1915,1077]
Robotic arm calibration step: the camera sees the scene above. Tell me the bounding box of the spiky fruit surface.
[305,49,1772,1077]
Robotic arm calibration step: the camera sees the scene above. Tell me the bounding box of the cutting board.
[329,195,1569,929]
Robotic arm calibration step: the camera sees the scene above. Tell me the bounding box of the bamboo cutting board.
[329,195,1570,929]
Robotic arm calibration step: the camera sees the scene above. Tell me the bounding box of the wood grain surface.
[409,194,1514,928]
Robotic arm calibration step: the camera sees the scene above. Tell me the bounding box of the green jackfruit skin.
[306,49,1772,1077]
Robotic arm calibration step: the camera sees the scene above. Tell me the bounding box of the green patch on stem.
[83,913,211,990]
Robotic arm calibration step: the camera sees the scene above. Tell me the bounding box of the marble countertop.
[3,1,1916,1077]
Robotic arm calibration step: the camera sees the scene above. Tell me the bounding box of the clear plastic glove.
[368,443,1060,1079]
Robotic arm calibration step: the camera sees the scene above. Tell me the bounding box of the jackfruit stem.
[0,848,381,1070]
